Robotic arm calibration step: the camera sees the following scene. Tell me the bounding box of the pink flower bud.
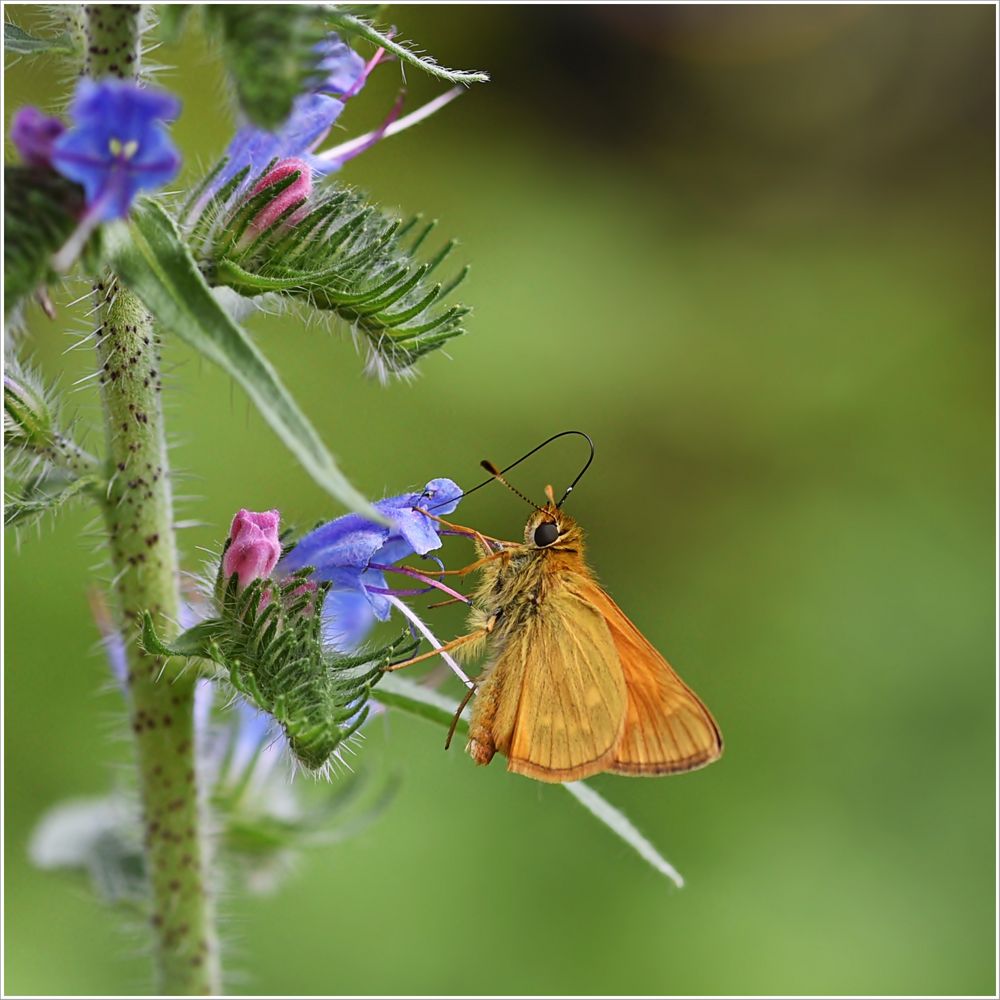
[223,509,281,589]
[11,106,66,168]
[247,157,312,235]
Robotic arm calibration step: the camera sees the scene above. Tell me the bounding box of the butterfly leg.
[382,627,489,672]
[415,508,521,550]
[444,683,478,751]
[400,548,511,578]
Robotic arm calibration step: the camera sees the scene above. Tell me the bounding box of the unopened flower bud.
[223,509,281,589]
[247,157,312,236]
[10,107,66,169]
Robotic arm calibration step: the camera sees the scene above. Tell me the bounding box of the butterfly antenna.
[480,460,546,513]
[553,430,594,507]
[427,430,596,511]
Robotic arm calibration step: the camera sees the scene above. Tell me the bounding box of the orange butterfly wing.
[469,590,627,783]
[578,581,723,775]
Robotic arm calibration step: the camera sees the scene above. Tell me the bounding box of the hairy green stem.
[82,2,143,79]
[86,6,221,993]
[95,282,220,995]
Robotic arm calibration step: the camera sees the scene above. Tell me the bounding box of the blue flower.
[278,478,463,652]
[50,79,181,220]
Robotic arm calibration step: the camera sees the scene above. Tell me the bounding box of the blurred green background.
[4,4,995,995]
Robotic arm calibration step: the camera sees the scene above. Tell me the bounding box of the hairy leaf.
[106,199,385,520]
[327,11,489,85]
[4,22,76,55]
[4,469,99,528]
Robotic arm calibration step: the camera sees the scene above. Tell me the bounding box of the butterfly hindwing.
[579,582,723,774]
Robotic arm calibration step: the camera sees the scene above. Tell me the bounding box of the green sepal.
[140,570,420,772]
[193,169,472,375]
[4,359,56,449]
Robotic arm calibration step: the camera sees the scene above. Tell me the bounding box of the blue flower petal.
[50,78,181,220]
[376,477,463,558]
[71,79,179,128]
[420,477,463,517]
[131,123,182,175]
[360,567,391,620]
[282,475,461,652]
[387,504,442,557]
[315,36,366,96]
[322,574,379,652]
[278,513,387,576]
[51,129,112,202]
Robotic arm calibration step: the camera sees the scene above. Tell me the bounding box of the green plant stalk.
[86,6,220,993]
[95,283,220,994]
[82,1,143,79]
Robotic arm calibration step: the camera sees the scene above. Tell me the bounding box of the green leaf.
[375,674,685,888]
[327,12,489,85]
[105,199,385,520]
[205,4,329,129]
[3,167,90,318]
[4,22,75,55]
[28,794,145,904]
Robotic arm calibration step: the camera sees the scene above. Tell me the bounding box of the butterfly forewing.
[580,582,723,774]
[470,590,627,783]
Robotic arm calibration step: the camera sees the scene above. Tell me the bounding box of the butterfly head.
[523,488,582,551]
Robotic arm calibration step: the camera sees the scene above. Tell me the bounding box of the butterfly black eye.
[533,521,559,547]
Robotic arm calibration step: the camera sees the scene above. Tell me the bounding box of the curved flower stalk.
[141,481,476,771]
[185,30,472,378]
[141,507,420,773]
